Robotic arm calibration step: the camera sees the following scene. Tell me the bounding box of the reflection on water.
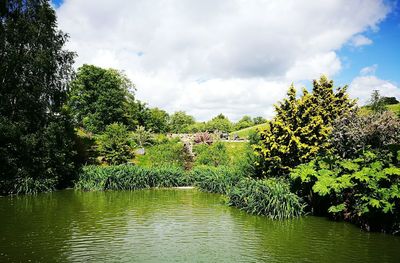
[0,189,399,262]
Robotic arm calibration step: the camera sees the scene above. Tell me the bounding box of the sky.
[52,0,400,121]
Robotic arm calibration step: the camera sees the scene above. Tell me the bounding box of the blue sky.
[52,0,400,120]
[336,2,400,87]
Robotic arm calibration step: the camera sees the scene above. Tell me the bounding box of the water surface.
[0,189,399,262]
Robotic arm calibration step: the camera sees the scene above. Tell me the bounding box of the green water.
[0,189,399,262]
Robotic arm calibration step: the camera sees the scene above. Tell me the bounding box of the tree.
[255,76,356,177]
[97,123,133,165]
[146,107,169,133]
[131,126,154,148]
[206,114,233,132]
[169,111,195,133]
[67,65,134,132]
[234,115,254,130]
[124,96,151,130]
[368,90,387,113]
[253,116,266,125]
[0,0,77,194]
[381,96,399,105]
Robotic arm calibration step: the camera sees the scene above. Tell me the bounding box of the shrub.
[255,76,355,177]
[131,126,154,148]
[290,150,400,233]
[146,138,187,168]
[228,178,305,219]
[194,142,229,167]
[331,110,400,158]
[193,132,213,144]
[97,123,134,165]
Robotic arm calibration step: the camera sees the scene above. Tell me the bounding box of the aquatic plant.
[228,178,305,220]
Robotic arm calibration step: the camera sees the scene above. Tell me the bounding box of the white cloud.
[349,76,400,105]
[360,64,378,75]
[56,0,390,121]
[350,34,373,47]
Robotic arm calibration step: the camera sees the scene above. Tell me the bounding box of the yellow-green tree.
[255,76,355,177]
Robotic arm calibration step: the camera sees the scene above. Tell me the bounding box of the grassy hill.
[230,122,269,139]
[360,103,400,115]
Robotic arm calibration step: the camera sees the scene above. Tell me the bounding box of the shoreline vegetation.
[1,0,400,236]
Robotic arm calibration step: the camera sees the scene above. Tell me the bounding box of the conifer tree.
[255,76,355,177]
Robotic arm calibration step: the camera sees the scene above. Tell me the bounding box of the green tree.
[253,116,266,125]
[234,115,254,130]
[169,111,195,133]
[206,114,233,132]
[68,65,134,132]
[131,126,154,148]
[368,90,387,113]
[0,0,78,194]
[97,123,133,165]
[255,76,356,177]
[146,107,169,133]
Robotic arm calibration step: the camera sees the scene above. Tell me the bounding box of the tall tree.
[67,65,134,132]
[0,0,77,194]
[169,111,195,133]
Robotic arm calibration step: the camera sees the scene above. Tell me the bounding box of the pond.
[0,189,399,262]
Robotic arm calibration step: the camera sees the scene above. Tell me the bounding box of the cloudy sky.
[52,0,400,121]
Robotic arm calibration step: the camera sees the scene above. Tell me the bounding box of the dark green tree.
[253,116,266,125]
[67,65,133,132]
[0,0,77,194]
[234,115,254,130]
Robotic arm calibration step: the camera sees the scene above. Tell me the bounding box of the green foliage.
[194,142,229,167]
[228,178,305,219]
[381,97,399,105]
[0,0,78,195]
[255,76,355,177]
[136,138,187,168]
[169,111,196,133]
[145,108,170,133]
[206,114,233,132]
[253,116,267,125]
[75,165,189,191]
[68,65,133,133]
[186,122,207,133]
[96,123,133,165]
[234,115,254,130]
[368,90,387,113]
[290,150,400,233]
[131,126,154,148]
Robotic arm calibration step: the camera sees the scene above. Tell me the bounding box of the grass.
[223,141,251,166]
[230,122,269,139]
[360,103,400,115]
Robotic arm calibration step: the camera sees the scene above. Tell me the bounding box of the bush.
[332,110,400,158]
[228,178,305,219]
[145,138,187,168]
[97,123,134,165]
[290,150,400,233]
[194,142,229,167]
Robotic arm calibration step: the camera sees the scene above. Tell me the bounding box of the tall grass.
[190,165,242,194]
[228,178,305,219]
[75,165,189,191]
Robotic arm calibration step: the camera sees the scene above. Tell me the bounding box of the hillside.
[360,103,400,115]
[230,122,269,139]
